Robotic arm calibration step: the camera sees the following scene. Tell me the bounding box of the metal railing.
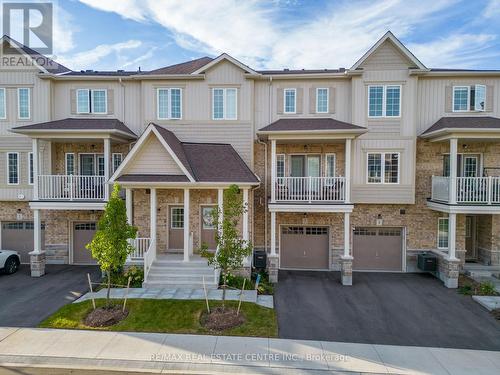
[275,176,346,202]
[128,237,150,261]
[37,175,105,200]
[143,238,156,281]
[431,176,500,204]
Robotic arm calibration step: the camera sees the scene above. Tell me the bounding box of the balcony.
[37,175,105,201]
[274,176,346,203]
[431,176,500,205]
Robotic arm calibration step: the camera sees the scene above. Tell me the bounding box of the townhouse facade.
[1,32,499,288]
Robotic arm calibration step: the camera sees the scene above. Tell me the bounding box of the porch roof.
[421,116,500,140]
[116,174,190,183]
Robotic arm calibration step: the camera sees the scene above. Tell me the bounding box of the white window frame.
[316,88,329,113]
[284,88,297,114]
[156,88,182,120]
[7,152,19,185]
[325,153,336,177]
[0,88,6,119]
[212,87,238,120]
[170,207,184,229]
[112,153,123,173]
[17,87,30,120]
[28,152,34,185]
[367,85,401,118]
[366,152,400,184]
[90,89,107,114]
[474,84,486,111]
[65,153,75,175]
[76,89,90,114]
[437,217,449,250]
[452,86,470,113]
[276,153,286,179]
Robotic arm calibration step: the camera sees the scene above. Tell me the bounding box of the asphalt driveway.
[0,264,100,327]
[275,271,500,350]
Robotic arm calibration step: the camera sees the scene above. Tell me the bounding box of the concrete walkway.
[75,287,274,309]
[0,328,499,374]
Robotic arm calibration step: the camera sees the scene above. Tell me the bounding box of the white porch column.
[104,138,111,200]
[33,209,42,254]
[183,188,190,262]
[32,138,39,200]
[150,188,157,244]
[343,212,350,257]
[125,188,133,225]
[271,139,276,203]
[344,139,351,203]
[448,213,457,260]
[449,138,458,204]
[30,208,45,277]
[270,211,276,256]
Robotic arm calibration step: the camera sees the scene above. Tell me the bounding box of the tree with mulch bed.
[85,183,137,327]
[200,184,252,330]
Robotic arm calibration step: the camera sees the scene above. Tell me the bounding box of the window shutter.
[276,88,284,114]
[70,89,76,114]
[445,86,452,113]
[296,88,303,114]
[107,89,114,114]
[486,85,494,112]
[309,87,316,113]
[329,87,336,114]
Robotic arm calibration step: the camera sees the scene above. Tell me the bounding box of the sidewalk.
[0,328,499,374]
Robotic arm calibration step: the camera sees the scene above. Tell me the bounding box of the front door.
[168,206,184,251]
[200,206,217,251]
[80,154,95,176]
[465,216,477,260]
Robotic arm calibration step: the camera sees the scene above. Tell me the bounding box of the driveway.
[0,264,100,327]
[275,271,500,350]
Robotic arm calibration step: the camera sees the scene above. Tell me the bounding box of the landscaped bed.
[39,299,278,337]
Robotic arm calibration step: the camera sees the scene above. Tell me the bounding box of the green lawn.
[39,299,277,338]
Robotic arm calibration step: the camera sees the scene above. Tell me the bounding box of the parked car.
[0,250,21,274]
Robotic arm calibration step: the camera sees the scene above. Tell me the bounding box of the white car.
[0,250,21,274]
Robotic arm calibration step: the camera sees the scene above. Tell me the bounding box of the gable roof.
[350,31,427,71]
[191,53,259,75]
[421,116,500,138]
[147,56,213,75]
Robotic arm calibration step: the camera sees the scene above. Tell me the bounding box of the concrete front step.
[466,270,495,278]
[147,274,216,283]
[142,281,218,289]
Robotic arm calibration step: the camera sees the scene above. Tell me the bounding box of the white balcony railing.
[37,175,105,201]
[128,237,150,261]
[431,176,500,204]
[275,176,346,202]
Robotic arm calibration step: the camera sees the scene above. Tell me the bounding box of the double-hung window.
[7,152,19,185]
[0,88,6,119]
[438,218,449,249]
[112,153,123,173]
[453,85,486,112]
[316,88,329,113]
[212,88,237,120]
[368,85,401,117]
[76,89,107,114]
[18,88,30,119]
[157,88,182,119]
[284,88,296,114]
[367,152,400,184]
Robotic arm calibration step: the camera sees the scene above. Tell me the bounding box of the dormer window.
[77,89,107,114]
[453,85,486,112]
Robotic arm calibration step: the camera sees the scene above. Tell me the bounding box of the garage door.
[353,227,402,271]
[73,222,97,264]
[280,226,329,269]
[2,222,45,263]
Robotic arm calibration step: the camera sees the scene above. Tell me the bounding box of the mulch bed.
[200,307,245,331]
[84,305,128,327]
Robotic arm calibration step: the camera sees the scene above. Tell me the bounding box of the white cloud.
[483,0,500,18]
[77,0,499,69]
[52,4,76,54]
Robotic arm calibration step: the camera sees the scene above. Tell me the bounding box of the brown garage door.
[2,222,45,263]
[353,227,402,271]
[73,222,97,264]
[280,226,329,270]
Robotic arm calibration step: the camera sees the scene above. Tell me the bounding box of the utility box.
[253,250,267,269]
[417,252,437,272]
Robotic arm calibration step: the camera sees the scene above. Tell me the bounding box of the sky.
[10,0,500,71]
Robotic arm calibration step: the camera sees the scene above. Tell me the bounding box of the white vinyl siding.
[0,88,6,119]
[438,218,449,249]
[368,85,401,117]
[157,88,182,119]
[17,88,30,119]
[212,88,237,120]
[7,152,19,185]
[65,153,75,175]
[284,88,296,114]
[29,152,34,185]
[367,152,400,184]
[316,88,328,113]
[112,153,123,173]
[453,85,486,112]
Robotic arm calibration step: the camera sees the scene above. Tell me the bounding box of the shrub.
[477,281,497,296]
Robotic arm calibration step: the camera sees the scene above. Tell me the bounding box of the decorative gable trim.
[191,53,259,75]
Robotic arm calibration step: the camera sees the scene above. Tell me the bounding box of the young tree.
[86,183,137,307]
[200,184,252,310]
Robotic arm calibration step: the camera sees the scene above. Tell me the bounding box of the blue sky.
[42,0,500,71]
